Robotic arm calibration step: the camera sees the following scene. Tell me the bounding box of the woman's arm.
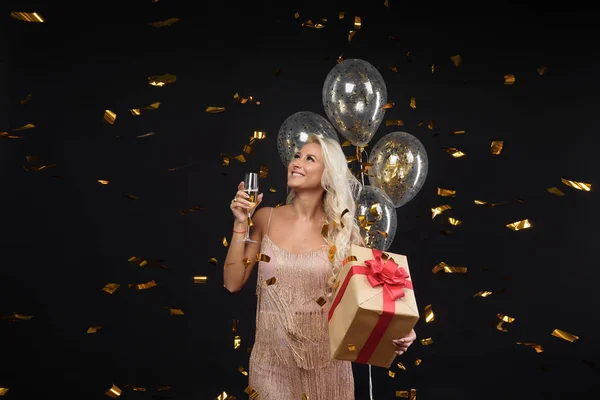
[223,206,270,293]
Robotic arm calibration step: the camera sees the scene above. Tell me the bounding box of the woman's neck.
[291,190,325,222]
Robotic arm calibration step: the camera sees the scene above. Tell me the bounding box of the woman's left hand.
[392,329,416,356]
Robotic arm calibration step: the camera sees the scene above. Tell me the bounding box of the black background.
[1,0,599,399]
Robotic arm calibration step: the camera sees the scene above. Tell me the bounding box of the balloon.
[322,58,387,147]
[367,131,429,208]
[276,111,339,166]
[355,185,397,251]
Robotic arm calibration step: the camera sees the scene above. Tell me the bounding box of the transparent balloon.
[277,111,340,166]
[355,185,397,251]
[322,59,388,147]
[367,131,429,208]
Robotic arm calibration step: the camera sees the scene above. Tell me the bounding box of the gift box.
[328,245,419,368]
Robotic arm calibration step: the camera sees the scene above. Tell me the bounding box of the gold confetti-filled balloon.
[368,131,429,208]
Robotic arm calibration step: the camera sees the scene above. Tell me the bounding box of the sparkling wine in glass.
[241,172,259,243]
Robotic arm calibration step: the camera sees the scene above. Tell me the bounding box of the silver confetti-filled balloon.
[368,131,429,208]
[322,59,387,147]
[355,185,397,251]
[276,111,340,166]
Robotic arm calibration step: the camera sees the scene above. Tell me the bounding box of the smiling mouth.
[291,172,304,177]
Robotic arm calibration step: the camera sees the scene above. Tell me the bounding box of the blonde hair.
[286,134,363,298]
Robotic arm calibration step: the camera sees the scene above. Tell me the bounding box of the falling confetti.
[149,18,180,27]
[432,261,467,274]
[490,141,504,155]
[420,337,433,346]
[442,147,466,158]
[436,188,456,198]
[424,304,434,323]
[547,187,566,196]
[431,205,451,219]
[104,110,117,124]
[504,74,516,85]
[388,370,396,378]
[453,130,466,135]
[409,97,416,109]
[0,388,9,396]
[516,342,544,353]
[561,178,591,191]
[450,54,462,67]
[206,106,226,113]
[506,219,532,231]
[10,12,44,22]
[234,335,242,349]
[537,66,548,75]
[87,326,102,334]
[496,313,515,332]
[148,74,176,86]
[169,308,184,315]
[354,16,362,29]
[128,280,157,290]
[397,361,406,370]
[130,101,160,115]
[193,276,207,284]
[101,283,120,294]
[551,328,579,342]
[105,384,122,398]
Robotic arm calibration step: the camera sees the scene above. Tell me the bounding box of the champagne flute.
[241,172,259,243]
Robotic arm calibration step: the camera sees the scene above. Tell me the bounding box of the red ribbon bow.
[364,249,413,300]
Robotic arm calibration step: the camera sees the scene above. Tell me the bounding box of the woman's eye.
[293,154,300,159]
[307,157,314,162]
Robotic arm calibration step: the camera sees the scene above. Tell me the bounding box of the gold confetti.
[339,12,345,19]
[294,12,300,19]
[382,101,394,109]
[0,312,33,322]
[128,256,148,267]
[348,30,356,43]
[208,257,218,265]
[87,326,102,334]
[474,199,508,207]
[0,131,20,139]
[20,94,32,104]
[442,147,466,158]
[396,389,417,399]
[551,328,579,342]
[136,132,154,138]
[491,141,504,155]
[269,188,276,193]
[253,131,266,139]
[354,16,362,29]
[537,66,548,76]
[414,358,422,366]
[420,337,433,346]
[105,384,122,398]
[427,120,435,130]
[388,370,396,378]
[302,394,309,400]
[432,261,467,274]
[234,92,260,105]
[259,164,269,179]
[390,66,399,72]
[238,366,249,376]
[301,20,325,29]
[149,18,180,27]
[104,110,117,124]
[10,12,44,22]
[386,120,404,126]
[328,245,336,263]
[206,106,225,113]
[516,342,544,353]
[431,64,440,73]
[506,219,532,231]
[473,290,493,297]
[148,74,176,86]
[241,258,251,268]
[234,335,242,349]
[450,54,462,67]
[496,313,515,332]
[178,205,203,215]
[547,187,566,196]
[130,101,160,115]
[397,361,406,370]
[266,277,276,285]
[384,0,390,8]
[128,280,157,290]
[316,297,327,307]
[348,344,356,351]
[156,386,171,392]
[453,129,466,135]
[169,308,184,315]
[561,178,592,191]
[193,276,207,284]
[431,204,451,219]
[244,385,259,399]
[256,253,270,262]
[447,217,462,226]
[437,188,456,197]
[232,319,239,332]
[0,388,9,396]
[97,180,109,185]
[217,391,229,400]
[409,97,416,109]
[504,74,516,85]
[417,121,424,127]
[424,304,434,323]
[222,237,229,247]
[102,283,120,294]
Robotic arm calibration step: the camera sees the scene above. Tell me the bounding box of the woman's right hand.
[230,181,263,224]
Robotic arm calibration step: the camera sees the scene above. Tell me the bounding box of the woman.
[223,134,416,399]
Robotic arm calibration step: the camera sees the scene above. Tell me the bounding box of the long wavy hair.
[286,134,363,298]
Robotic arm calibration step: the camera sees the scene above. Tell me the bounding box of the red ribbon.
[328,248,413,364]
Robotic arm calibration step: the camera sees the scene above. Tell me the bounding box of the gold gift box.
[328,245,419,368]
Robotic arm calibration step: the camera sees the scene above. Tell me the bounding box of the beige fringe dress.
[248,208,354,399]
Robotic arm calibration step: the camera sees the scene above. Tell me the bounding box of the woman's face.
[287,142,325,191]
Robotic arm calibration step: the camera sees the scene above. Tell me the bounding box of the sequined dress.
[248,208,354,399]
